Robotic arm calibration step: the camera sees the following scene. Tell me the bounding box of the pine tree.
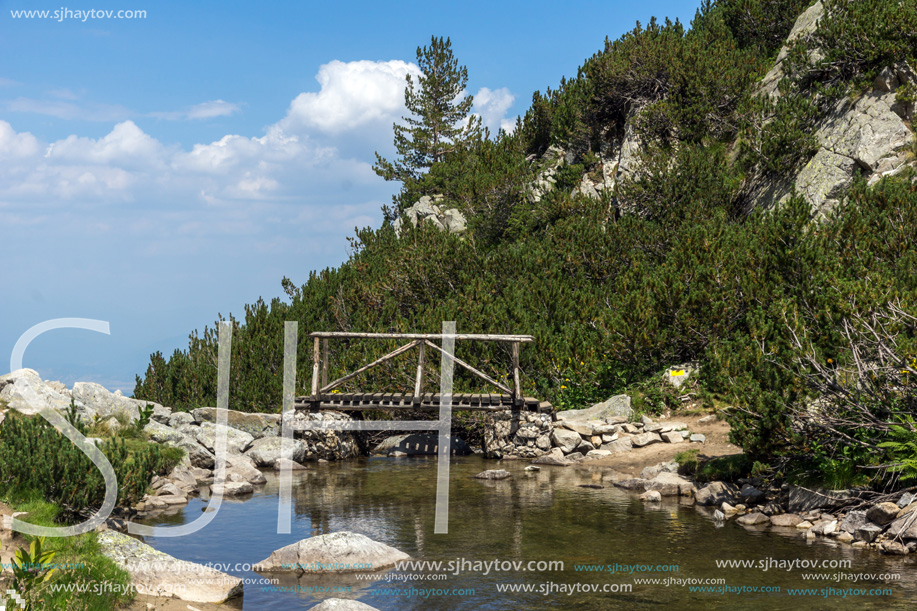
[373,36,482,187]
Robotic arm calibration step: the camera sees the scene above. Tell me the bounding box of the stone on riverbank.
[245,437,308,467]
[866,502,900,526]
[98,531,242,603]
[695,482,738,507]
[254,531,409,573]
[770,514,803,527]
[192,421,255,455]
[737,512,770,526]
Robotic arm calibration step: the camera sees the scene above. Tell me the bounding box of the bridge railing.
[307,332,534,408]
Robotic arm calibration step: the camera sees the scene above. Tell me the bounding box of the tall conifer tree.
[374,36,482,187]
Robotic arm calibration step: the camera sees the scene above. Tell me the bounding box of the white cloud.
[51,121,169,168]
[0,121,41,159]
[280,60,420,133]
[0,77,20,87]
[6,97,133,121]
[149,99,242,121]
[472,87,517,134]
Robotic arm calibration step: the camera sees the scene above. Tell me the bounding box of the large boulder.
[191,407,281,439]
[550,428,581,454]
[168,435,216,469]
[695,481,739,507]
[143,421,185,445]
[71,382,166,423]
[245,437,308,468]
[308,599,380,611]
[0,369,73,415]
[645,472,695,497]
[98,531,242,603]
[255,532,409,574]
[557,394,632,423]
[192,421,255,455]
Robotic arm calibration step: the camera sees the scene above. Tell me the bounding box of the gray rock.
[556,394,632,423]
[586,449,612,458]
[839,510,867,534]
[190,422,254,455]
[885,512,917,540]
[393,195,466,236]
[98,530,242,603]
[192,407,281,439]
[641,415,653,425]
[168,411,195,429]
[695,482,739,507]
[880,541,909,556]
[739,485,766,504]
[697,415,717,425]
[810,519,838,536]
[245,437,308,468]
[535,434,552,451]
[630,432,663,448]
[150,405,172,424]
[663,365,695,389]
[758,1,824,98]
[210,480,254,497]
[308,600,380,611]
[575,438,596,454]
[255,532,409,573]
[614,478,649,491]
[72,381,147,423]
[661,431,684,444]
[640,490,662,503]
[143,420,185,444]
[737,512,770,526]
[646,472,695,497]
[867,502,901,526]
[898,492,916,508]
[551,428,582,454]
[559,420,595,436]
[601,438,633,453]
[855,523,883,543]
[273,458,307,471]
[0,369,73,415]
[689,434,706,443]
[474,469,511,480]
[532,454,570,467]
[770,514,803,527]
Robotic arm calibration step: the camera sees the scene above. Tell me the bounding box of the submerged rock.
[308,600,380,611]
[474,469,511,480]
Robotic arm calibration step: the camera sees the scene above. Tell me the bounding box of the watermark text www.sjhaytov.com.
[10,8,146,21]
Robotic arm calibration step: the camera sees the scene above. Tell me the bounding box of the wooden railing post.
[413,342,426,404]
[321,338,329,389]
[311,336,320,400]
[512,341,521,409]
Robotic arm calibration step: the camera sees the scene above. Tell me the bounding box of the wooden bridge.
[294,332,552,413]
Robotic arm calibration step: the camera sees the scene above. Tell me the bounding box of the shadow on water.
[137,456,917,610]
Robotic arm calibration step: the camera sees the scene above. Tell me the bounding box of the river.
[137,456,916,609]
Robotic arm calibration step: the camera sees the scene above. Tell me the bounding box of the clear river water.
[137,456,916,610]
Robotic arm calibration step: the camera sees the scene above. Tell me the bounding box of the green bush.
[0,412,183,512]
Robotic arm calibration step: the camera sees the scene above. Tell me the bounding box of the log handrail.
[309,331,533,342]
[308,331,529,408]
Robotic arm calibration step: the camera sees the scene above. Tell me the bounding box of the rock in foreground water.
[255,531,409,574]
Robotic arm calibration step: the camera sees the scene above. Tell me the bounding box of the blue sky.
[1,0,701,393]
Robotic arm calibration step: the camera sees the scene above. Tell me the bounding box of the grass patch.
[674,448,700,475]
[2,494,133,611]
[694,454,752,483]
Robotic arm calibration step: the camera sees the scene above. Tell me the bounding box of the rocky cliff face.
[528,0,916,219]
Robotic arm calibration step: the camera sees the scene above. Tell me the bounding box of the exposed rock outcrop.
[393,195,467,235]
